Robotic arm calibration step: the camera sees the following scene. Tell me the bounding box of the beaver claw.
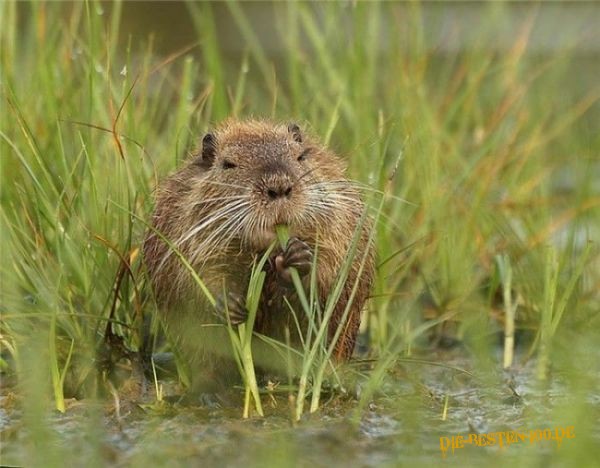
[275,237,313,283]
[214,291,248,325]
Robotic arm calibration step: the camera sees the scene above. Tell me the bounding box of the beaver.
[143,119,375,392]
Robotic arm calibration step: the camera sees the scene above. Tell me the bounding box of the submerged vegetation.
[1,1,599,465]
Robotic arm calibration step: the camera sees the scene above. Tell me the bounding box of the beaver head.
[189,119,352,251]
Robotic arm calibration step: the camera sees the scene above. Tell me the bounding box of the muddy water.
[2,347,597,467]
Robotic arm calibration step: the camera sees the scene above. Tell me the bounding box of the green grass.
[1,1,599,466]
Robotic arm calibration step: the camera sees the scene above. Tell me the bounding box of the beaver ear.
[196,132,217,168]
[287,123,302,143]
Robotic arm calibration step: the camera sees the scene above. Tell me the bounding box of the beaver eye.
[297,149,310,162]
[222,160,237,169]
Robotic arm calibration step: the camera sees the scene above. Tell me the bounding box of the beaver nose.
[266,184,293,200]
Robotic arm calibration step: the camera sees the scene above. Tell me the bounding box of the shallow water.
[2,346,597,467]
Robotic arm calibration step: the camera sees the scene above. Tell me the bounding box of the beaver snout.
[260,173,295,202]
[266,183,293,200]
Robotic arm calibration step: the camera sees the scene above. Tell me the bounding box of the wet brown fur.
[143,119,375,390]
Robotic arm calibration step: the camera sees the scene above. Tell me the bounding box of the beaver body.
[143,119,374,391]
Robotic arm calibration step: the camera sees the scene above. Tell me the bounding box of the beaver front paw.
[214,291,248,325]
[275,237,313,283]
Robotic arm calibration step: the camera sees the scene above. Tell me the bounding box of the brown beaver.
[143,119,375,392]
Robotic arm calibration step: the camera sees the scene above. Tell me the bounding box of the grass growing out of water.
[120,208,271,417]
[536,244,592,380]
[225,245,275,418]
[496,253,517,368]
[1,0,600,464]
[276,209,377,420]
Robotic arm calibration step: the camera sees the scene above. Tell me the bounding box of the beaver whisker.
[213,205,252,243]
[258,212,267,233]
[304,196,362,223]
[306,187,359,205]
[193,203,250,245]
[181,200,250,245]
[220,209,252,250]
[296,208,322,230]
[296,165,321,184]
[309,181,367,197]
[316,194,366,212]
[190,209,251,267]
[193,214,241,252]
[155,200,250,274]
[313,193,402,231]
[307,188,404,233]
[192,195,249,207]
[311,180,416,206]
[296,156,335,182]
[200,179,247,190]
[319,193,360,203]
[308,181,360,194]
[248,211,262,236]
[189,207,252,265]
[238,211,271,249]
